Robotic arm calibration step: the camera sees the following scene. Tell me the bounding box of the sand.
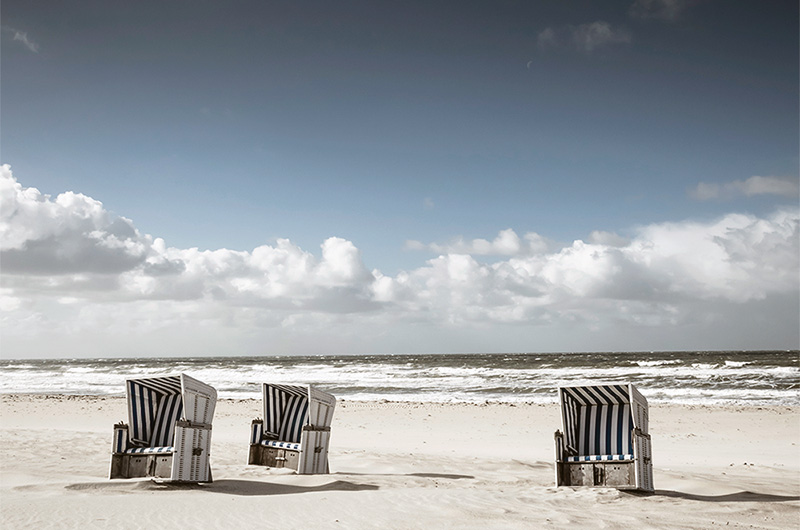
[1,394,798,529]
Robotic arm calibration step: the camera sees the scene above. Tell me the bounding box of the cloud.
[629,0,692,21]
[390,208,799,324]
[0,165,377,310]
[538,21,631,53]
[537,28,558,50]
[0,165,150,274]
[1,165,798,356]
[588,230,630,247]
[628,209,798,302]
[572,21,632,53]
[405,229,551,257]
[690,176,800,201]
[3,26,40,53]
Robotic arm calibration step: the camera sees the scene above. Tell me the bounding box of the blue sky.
[1,0,798,357]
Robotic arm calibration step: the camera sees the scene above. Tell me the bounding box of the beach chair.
[554,383,654,492]
[248,384,336,474]
[109,373,217,483]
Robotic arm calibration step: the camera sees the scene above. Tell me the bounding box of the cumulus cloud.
[538,21,631,53]
[629,0,692,21]
[628,210,798,302]
[690,176,800,201]
[0,165,151,274]
[388,209,799,326]
[2,26,40,53]
[1,165,798,356]
[0,165,378,312]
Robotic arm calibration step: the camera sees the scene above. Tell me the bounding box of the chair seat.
[261,440,301,451]
[566,454,633,462]
[125,446,174,454]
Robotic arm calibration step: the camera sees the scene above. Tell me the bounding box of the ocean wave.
[0,351,797,406]
[724,360,750,368]
[635,360,682,367]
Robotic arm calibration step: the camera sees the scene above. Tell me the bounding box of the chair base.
[109,453,212,483]
[248,444,300,471]
[110,453,174,480]
[556,461,651,492]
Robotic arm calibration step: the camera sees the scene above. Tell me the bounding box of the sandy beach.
[1,394,798,529]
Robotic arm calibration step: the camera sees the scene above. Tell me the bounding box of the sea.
[1,351,798,406]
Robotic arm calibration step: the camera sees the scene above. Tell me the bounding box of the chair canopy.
[126,374,216,448]
[559,383,648,459]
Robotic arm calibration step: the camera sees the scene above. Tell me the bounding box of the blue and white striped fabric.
[562,384,631,406]
[566,454,634,462]
[250,421,264,445]
[560,384,634,460]
[113,426,127,454]
[261,440,301,451]
[126,376,183,449]
[561,391,581,453]
[125,446,174,454]
[263,384,309,444]
[151,393,183,447]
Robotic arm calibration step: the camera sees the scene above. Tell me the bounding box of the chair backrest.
[151,392,183,447]
[559,384,646,457]
[263,384,310,443]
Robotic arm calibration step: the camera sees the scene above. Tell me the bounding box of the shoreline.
[2,394,798,528]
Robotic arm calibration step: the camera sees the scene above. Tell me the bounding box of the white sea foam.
[0,352,797,405]
[636,360,682,367]
[724,360,750,368]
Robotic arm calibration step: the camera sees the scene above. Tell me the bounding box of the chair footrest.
[566,454,633,462]
[261,440,301,451]
[124,446,174,454]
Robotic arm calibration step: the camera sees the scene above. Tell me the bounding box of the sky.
[1,0,798,358]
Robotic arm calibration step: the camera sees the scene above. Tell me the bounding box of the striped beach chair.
[554,383,654,492]
[248,384,336,474]
[109,374,217,483]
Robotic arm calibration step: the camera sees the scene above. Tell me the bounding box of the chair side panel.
[307,393,336,429]
[298,429,332,474]
[171,424,212,482]
[181,381,217,425]
[301,386,335,474]
[631,400,649,434]
[629,384,649,433]
[109,423,129,479]
[633,432,654,492]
